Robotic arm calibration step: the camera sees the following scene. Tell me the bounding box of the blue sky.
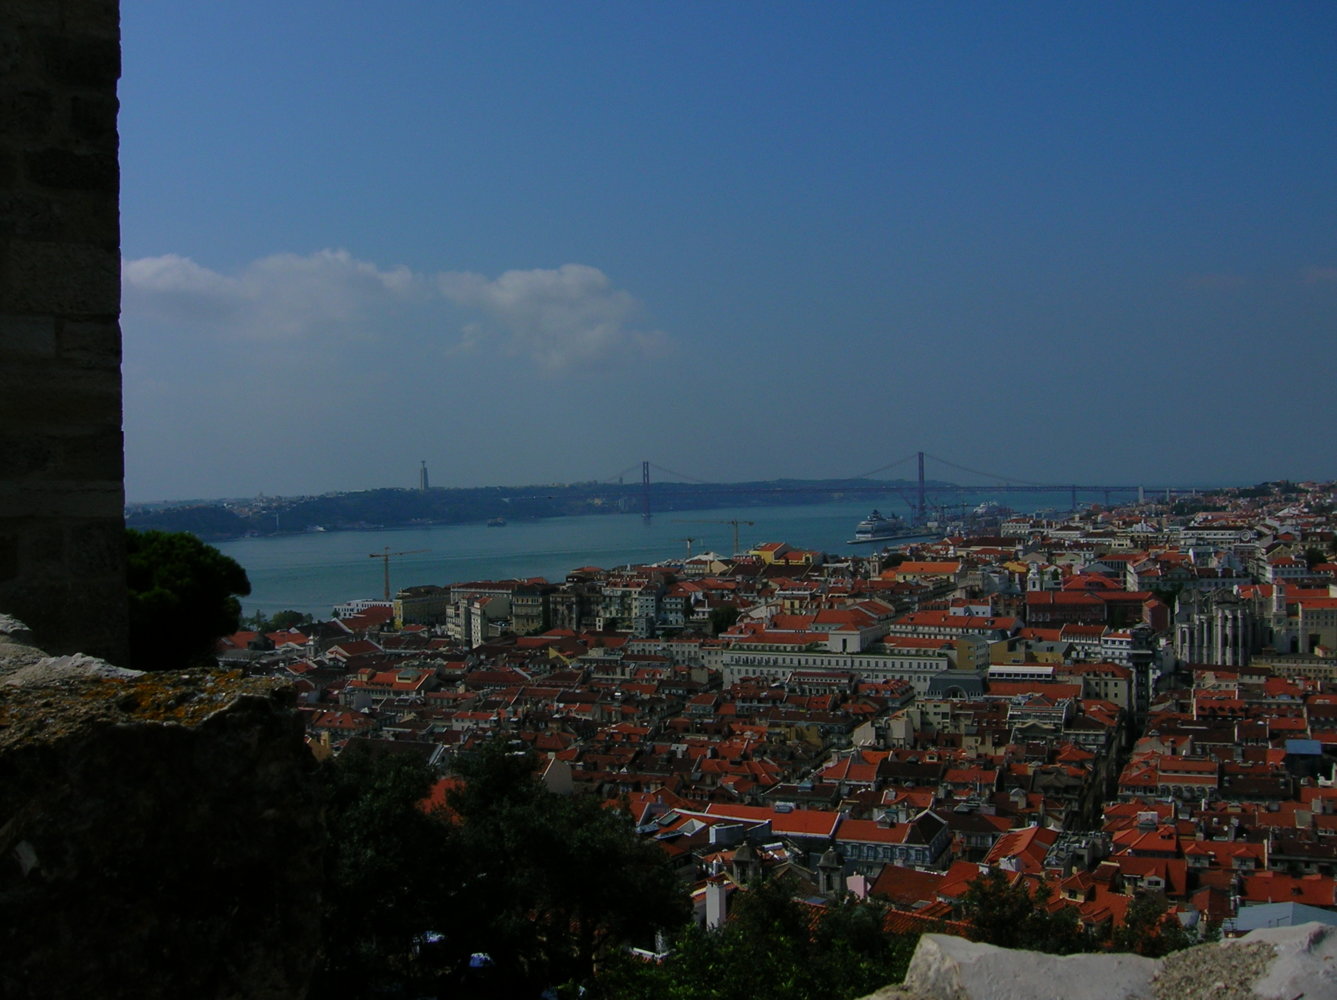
[119,2,1337,502]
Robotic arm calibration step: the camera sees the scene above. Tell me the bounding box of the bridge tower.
[916,451,927,526]
[642,461,651,520]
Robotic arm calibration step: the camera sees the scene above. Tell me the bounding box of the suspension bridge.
[596,451,1203,524]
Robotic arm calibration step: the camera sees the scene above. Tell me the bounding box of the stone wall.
[0,0,127,662]
[863,924,1337,1000]
[0,624,324,1000]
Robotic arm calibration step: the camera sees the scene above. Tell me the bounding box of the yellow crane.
[671,519,755,556]
[368,547,428,600]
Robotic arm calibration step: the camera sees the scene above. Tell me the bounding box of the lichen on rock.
[0,622,323,1000]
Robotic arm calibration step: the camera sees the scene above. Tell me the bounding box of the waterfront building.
[393,584,449,627]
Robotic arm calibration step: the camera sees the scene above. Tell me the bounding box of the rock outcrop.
[862,921,1337,1000]
[0,621,322,1000]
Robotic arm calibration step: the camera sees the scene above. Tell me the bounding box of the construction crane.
[677,537,697,559]
[368,547,428,600]
[671,519,755,556]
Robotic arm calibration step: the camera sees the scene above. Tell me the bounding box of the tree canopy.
[315,742,449,996]
[248,608,313,632]
[313,739,691,999]
[959,868,1088,954]
[1112,892,1194,958]
[601,873,917,1000]
[125,528,251,670]
[709,605,740,635]
[441,740,691,993]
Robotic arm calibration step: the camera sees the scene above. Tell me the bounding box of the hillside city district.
[219,483,1337,943]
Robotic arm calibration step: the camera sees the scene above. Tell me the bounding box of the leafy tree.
[269,608,312,630]
[959,867,1035,950]
[125,528,251,670]
[709,605,740,635]
[1150,586,1183,611]
[959,868,1089,954]
[443,740,691,995]
[812,894,919,998]
[1234,484,1272,499]
[314,743,455,998]
[599,874,915,1000]
[248,608,314,632]
[1112,892,1193,958]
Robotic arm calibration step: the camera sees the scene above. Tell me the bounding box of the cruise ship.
[847,509,918,544]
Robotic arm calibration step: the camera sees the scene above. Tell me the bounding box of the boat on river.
[847,509,919,544]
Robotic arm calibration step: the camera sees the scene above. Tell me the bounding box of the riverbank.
[215,493,1073,620]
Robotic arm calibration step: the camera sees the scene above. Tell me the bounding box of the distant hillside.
[125,478,938,540]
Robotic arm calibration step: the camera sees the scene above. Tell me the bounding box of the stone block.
[16,188,120,243]
[2,241,119,313]
[58,188,121,242]
[70,518,126,577]
[41,33,120,87]
[900,934,1159,1000]
[0,89,54,141]
[0,314,58,359]
[47,0,119,37]
[25,147,118,192]
[0,363,120,426]
[68,92,119,146]
[59,318,121,369]
[0,196,94,244]
[0,482,123,521]
[0,27,28,78]
[0,191,58,238]
[57,428,124,482]
[0,434,55,478]
[30,522,67,567]
[0,573,124,661]
[4,3,59,30]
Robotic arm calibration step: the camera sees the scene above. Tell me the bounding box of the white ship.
[847,509,918,544]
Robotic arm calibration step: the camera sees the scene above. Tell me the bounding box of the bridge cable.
[597,463,645,484]
[648,462,716,484]
[921,452,1056,488]
[848,453,919,481]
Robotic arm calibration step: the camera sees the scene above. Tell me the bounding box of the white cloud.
[122,251,669,368]
[122,249,419,341]
[438,263,668,371]
[121,253,243,324]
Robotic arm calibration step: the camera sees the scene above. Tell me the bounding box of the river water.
[216,492,1074,619]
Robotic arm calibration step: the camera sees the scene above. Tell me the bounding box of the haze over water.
[218,493,1075,620]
